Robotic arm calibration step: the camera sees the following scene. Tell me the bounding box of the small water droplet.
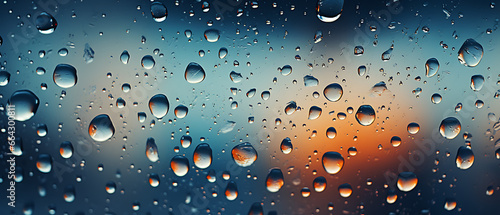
[266,168,284,192]
[425,58,439,77]
[317,0,344,22]
[141,55,155,69]
[53,64,77,88]
[231,142,258,167]
[36,12,57,34]
[204,29,220,42]
[145,137,159,162]
[151,2,168,22]
[397,172,418,192]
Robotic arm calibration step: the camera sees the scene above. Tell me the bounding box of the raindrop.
[370,81,388,97]
[308,106,322,120]
[246,88,256,98]
[261,91,270,100]
[181,135,192,148]
[116,97,126,108]
[193,143,212,169]
[141,55,155,69]
[106,182,116,194]
[174,105,188,118]
[439,117,461,139]
[338,183,352,197]
[88,114,115,142]
[458,38,483,67]
[225,181,238,200]
[53,64,77,88]
[231,142,258,167]
[59,141,73,159]
[219,47,228,59]
[0,71,10,86]
[36,124,47,137]
[425,58,439,77]
[58,48,68,56]
[220,121,236,133]
[36,154,52,173]
[151,2,168,22]
[185,62,206,83]
[355,105,375,126]
[470,75,484,91]
[316,0,344,22]
[386,190,397,204]
[397,172,418,192]
[314,30,323,43]
[138,112,147,123]
[348,147,357,156]
[381,45,393,61]
[444,198,457,211]
[170,155,189,177]
[145,137,159,162]
[204,29,220,42]
[149,173,160,187]
[322,151,344,174]
[122,83,131,92]
[304,75,319,87]
[407,122,420,134]
[313,176,327,192]
[431,93,442,104]
[36,12,57,34]
[280,137,293,154]
[284,101,297,115]
[36,67,46,75]
[390,136,401,147]
[456,146,474,170]
[358,65,366,76]
[324,83,343,102]
[7,90,40,121]
[83,43,94,64]
[149,94,169,118]
[120,51,130,64]
[266,168,284,192]
[229,71,243,83]
[280,65,292,76]
[354,46,364,56]
[63,186,75,202]
[326,127,337,139]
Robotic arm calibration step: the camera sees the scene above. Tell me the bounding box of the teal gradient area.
[0,0,499,214]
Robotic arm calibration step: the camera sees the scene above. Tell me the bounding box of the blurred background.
[0,0,499,214]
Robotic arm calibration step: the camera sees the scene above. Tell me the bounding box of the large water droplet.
[0,71,10,86]
[355,105,375,126]
[390,136,401,147]
[185,62,206,83]
[36,12,57,34]
[338,183,352,197]
[308,106,322,120]
[145,137,159,162]
[280,137,293,154]
[431,93,442,104]
[397,172,418,192]
[246,88,256,98]
[59,141,73,159]
[120,50,130,64]
[407,122,420,134]
[219,47,228,59]
[456,146,474,170]
[193,143,212,169]
[170,155,189,177]
[151,2,168,22]
[174,105,188,118]
[266,168,284,192]
[470,75,484,91]
[204,29,220,42]
[149,173,160,187]
[225,181,238,200]
[313,176,327,192]
[231,142,258,167]
[444,198,457,211]
[36,154,52,173]
[229,71,243,83]
[381,45,393,61]
[88,114,115,142]
[284,101,297,115]
[439,117,461,139]
[317,0,344,22]
[280,65,292,76]
[181,135,192,148]
[370,81,388,97]
[63,186,75,202]
[7,90,40,121]
[149,94,169,118]
[106,181,116,194]
[326,127,337,139]
[324,83,343,102]
[304,75,319,87]
[322,151,344,174]
[425,58,439,77]
[53,64,77,88]
[458,38,483,67]
[141,55,155,69]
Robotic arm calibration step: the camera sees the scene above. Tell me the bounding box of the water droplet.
[7,90,40,121]
[0,71,10,86]
[83,43,94,64]
[225,181,238,200]
[444,198,457,211]
[322,151,344,174]
[58,48,68,56]
[358,65,366,76]
[149,173,160,187]
[326,127,337,139]
[220,121,236,133]
[314,30,323,43]
[170,155,189,177]
[59,141,73,159]
[425,58,439,77]
[149,94,169,118]
[391,136,401,147]
[246,88,256,98]
[338,183,352,197]
[141,55,155,69]
[36,124,46,138]
[370,81,388,97]
[181,135,192,148]
[354,46,364,56]
[145,137,159,162]
[219,47,228,59]
[53,64,77,88]
[280,65,292,76]
[174,105,188,118]
[470,75,484,91]
[204,29,220,42]
[301,187,311,197]
[280,137,293,154]
[284,101,297,115]
[63,186,75,202]
[458,38,483,67]
[324,83,343,102]
[122,83,131,93]
[36,67,46,75]
[397,172,418,192]
[36,154,52,173]
[439,117,461,139]
[386,190,397,204]
[106,181,116,194]
[229,71,243,83]
[36,12,57,34]
[185,62,206,83]
[348,147,357,156]
[10,137,22,156]
[120,51,130,64]
[407,122,420,134]
[304,75,319,87]
[456,146,474,169]
[151,2,168,22]
[317,0,344,22]
[116,97,126,108]
[308,106,322,120]
[381,45,393,61]
[88,114,115,142]
[266,168,284,192]
[355,105,375,126]
[193,143,212,169]
[313,176,327,192]
[261,91,270,100]
[231,142,258,167]
[137,112,146,123]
